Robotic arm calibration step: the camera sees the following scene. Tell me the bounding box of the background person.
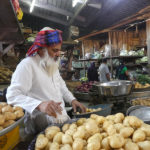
[99,58,110,82]
[116,60,130,80]
[87,62,99,82]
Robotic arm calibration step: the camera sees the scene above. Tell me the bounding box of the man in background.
[87,62,99,82]
[116,60,130,80]
[99,58,110,82]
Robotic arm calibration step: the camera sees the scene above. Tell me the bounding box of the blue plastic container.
[72,104,113,118]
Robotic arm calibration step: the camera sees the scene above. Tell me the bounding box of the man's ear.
[38,49,44,57]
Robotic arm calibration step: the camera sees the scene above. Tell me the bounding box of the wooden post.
[0,42,3,53]
[82,41,86,77]
[146,19,150,64]
[108,32,113,78]
[3,43,15,55]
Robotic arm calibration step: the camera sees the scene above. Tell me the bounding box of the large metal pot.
[95,80,133,96]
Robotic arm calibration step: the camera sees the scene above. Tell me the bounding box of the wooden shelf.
[119,56,143,59]
[79,59,99,61]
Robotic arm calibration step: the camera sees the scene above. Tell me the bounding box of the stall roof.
[0,0,24,44]
[19,0,150,40]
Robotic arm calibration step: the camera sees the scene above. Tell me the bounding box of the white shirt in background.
[99,63,110,82]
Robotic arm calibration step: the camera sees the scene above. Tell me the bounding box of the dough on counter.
[62,124,70,133]
[0,102,7,107]
[53,132,64,144]
[0,114,5,125]
[109,134,125,149]
[35,134,48,149]
[3,120,15,128]
[0,126,3,131]
[4,112,16,121]
[2,105,13,113]
[13,106,23,111]
[14,110,24,119]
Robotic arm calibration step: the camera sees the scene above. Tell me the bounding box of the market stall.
[1,0,150,149]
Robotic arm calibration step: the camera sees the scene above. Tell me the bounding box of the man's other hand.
[37,101,62,118]
[71,99,86,113]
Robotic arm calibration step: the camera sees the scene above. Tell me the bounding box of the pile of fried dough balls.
[0,102,24,131]
[35,113,150,150]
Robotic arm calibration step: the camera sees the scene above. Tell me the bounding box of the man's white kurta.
[6,54,75,122]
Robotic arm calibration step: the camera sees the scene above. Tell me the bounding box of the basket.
[72,104,113,118]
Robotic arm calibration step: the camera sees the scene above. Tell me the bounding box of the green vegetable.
[80,77,88,82]
[137,75,150,85]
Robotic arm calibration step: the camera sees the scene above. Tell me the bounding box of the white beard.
[40,48,59,77]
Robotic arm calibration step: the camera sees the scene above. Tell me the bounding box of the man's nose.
[55,51,60,56]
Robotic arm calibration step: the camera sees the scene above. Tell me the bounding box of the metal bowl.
[96,80,133,96]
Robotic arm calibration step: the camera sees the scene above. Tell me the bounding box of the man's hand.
[37,101,62,118]
[71,100,86,113]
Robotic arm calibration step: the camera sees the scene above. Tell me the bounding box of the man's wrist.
[36,101,42,111]
[71,99,77,104]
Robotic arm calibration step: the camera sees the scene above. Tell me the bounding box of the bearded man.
[6,27,86,134]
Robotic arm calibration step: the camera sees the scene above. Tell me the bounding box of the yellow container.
[0,126,20,150]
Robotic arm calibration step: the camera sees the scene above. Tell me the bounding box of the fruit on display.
[76,107,102,114]
[135,82,150,89]
[0,67,13,83]
[35,113,150,150]
[0,102,24,131]
[75,81,96,93]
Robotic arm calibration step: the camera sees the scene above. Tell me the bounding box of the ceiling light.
[67,16,69,20]
[74,40,79,43]
[72,0,80,7]
[72,0,87,7]
[30,0,36,13]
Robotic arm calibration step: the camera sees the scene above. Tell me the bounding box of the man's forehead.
[51,44,61,49]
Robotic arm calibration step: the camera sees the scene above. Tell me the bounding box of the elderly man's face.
[47,44,61,61]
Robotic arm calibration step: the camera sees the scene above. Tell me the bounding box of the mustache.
[54,56,59,61]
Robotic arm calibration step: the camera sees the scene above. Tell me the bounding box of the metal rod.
[3,43,15,55]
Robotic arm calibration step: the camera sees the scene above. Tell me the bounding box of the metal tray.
[133,87,150,92]
[72,104,113,118]
[0,111,26,136]
[130,97,150,106]
[130,91,150,99]
[126,105,150,124]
